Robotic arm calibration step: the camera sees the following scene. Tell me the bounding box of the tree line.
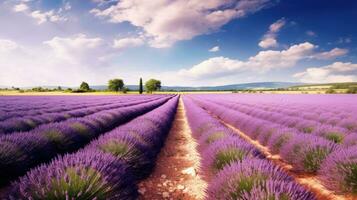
[77,78,161,93]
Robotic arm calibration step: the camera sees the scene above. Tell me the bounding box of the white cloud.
[209,46,220,52]
[259,18,285,48]
[0,39,19,52]
[113,37,144,50]
[30,10,67,24]
[180,42,316,79]
[13,3,28,12]
[43,34,106,64]
[0,35,118,87]
[306,30,316,36]
[312,48,348,60]
[293,62,357,83]
[258,38,277,49]
[91,0,271,48]
[11,1,67,24]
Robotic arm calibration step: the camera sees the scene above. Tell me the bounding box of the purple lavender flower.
[8,150,138,200]
[339,118,357,132]
[319,146,357,195]
[256,124,281,146]
[88,134,154,180]
[201,137,263,173]
[207,158,292,200]
[314,125,347,143]
[280,134,337,173]
[197,128,234,151]
[267,129,294,154]
[342,133,357,148]
[242,180,317,200]
[0,132,55,186]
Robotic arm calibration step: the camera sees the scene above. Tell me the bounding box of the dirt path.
[138,97,207,200]
[213,115,352,200]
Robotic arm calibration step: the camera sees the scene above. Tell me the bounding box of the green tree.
[145,79,161,93]
[108,79,124,92]
[80,82,90,92]
[326,88,336,94]
[346,87,357,94]
[139,78,143,94]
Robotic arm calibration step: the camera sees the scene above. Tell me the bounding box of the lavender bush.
[319,146,357,195]
[280,134,337,173]
[202,137,262,173]
[206,159,293,200]
[242,180,316,200]
[8,151,138,200]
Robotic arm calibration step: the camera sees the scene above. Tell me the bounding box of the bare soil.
[138,98,207,200]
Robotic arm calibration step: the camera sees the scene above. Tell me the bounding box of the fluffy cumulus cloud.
[13,3,29,12]
[30,10,67,24]
[43,34,107,65]
[209,46,220,52]
[311,48,348,60]
[11,1,68,24]
[91,0,271,48]
[259,18,285,48]
[179,42,350,80]
[0,35,117,86]
[180,42,316,79]
[113,36,145,50]
[294,62,357,83]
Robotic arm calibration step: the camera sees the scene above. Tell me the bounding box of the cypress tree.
[139,78,143,94]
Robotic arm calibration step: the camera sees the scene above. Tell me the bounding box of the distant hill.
[0,82,305,91]
[290,82,357,89]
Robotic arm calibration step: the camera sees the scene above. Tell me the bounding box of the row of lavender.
[209,94,357,121]
[3,96,178,199]
[0,95,154,117]
[0,96,163,134]
[190,94,357,196]
[183,97,316,200]
[205,94,357,137]
[0,95,172,186]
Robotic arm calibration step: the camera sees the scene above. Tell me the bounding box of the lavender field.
[0,94,356,200]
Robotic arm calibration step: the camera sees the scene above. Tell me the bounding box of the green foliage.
[303,147,331,173]
[206,132,225,144]
[325,132,344,143]
[46,167,109,200]
[100,141,129,157]
[214,148,246,170]
[79,82,90,92]
[326,88,336,94]
[108,79,124,92]
[346,87,357,94]
[65,88,72,92]
[341,163,357,194]
[145,79,161,93]
[301,126,314,134]
[230,173,267,199]
[139,78,143,94]
[271,134,290,153]
[331,83,355,89]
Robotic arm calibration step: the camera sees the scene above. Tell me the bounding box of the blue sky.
[0,0,356,87]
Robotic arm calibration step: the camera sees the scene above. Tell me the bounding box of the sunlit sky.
[0,0,357,87]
